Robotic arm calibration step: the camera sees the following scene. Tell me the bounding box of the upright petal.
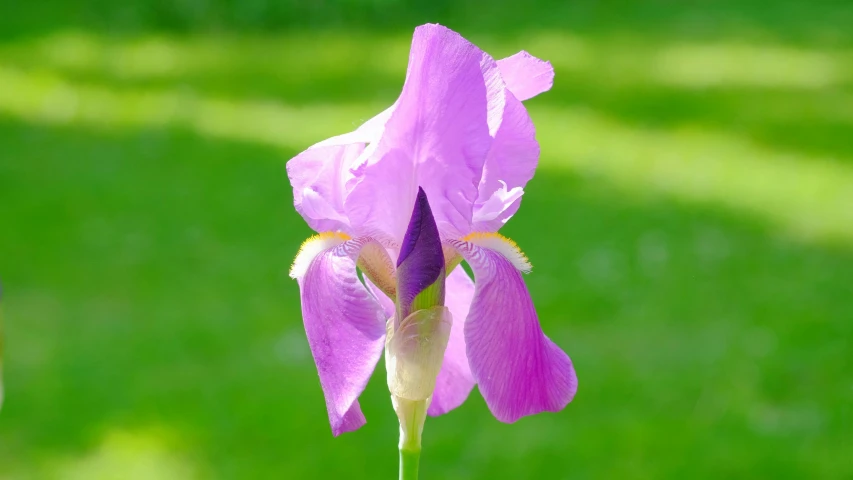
[449,234,577,423]
[473,93,538,232]
[472,181,525,232]
[473,51,553,233]
[313,104,395,149]
[288,144,362,233]
[497,51,555,102]
[428,266,476,416]
[345,24,494,242]
[286,107,393,233]
[290,233,388,436]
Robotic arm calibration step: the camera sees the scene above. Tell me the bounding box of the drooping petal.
[290,233,388,436]
[286,107,393,234]
[449,234,577,423]
[396,187,445,321]
[345,24,494,242]
[497,51,555,102]
[428,266,476,416]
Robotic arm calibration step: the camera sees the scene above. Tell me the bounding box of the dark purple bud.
[396,187,445,322]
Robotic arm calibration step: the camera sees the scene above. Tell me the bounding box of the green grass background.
[1,0,852,478]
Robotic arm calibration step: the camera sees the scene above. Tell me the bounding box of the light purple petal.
[289,28,554,241]
[287,143,362,233]
[472,50,550,232]
[472,181,524,231]
[287,107,394,234]
[295,237,388,435]
[343,148,417,245]
[451,239,577,423]
[345,24,494,242]
[497,51,555,102]
[428,266,476,416]
[313,104,395,149]
[473,95,538,232]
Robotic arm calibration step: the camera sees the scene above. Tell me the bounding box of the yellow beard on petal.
[289,231,352,279]
[461,232,533,273]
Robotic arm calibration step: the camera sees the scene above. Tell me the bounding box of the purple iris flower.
[288,24,577,436]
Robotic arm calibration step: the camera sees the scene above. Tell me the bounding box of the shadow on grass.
[0,115,850,478]
[3,0,853,49]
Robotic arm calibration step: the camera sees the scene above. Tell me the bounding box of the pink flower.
[288,24,577,436]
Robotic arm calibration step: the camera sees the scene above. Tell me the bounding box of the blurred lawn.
[1,1,852,478]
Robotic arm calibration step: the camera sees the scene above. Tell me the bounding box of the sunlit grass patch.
[518,31,853,89]
[0,67,384,148]
[534,106,853,247]
[50,427,203,480]
[649,43,848,89]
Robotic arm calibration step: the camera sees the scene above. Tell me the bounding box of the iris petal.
[427,267,476,416]
[286,107,393,234]
[449,234,577,423]
[287,144,362,234]
[473,62,547,233]
[288,26,554,241]
[472,50,554,233]
[291,234,388,436]
[345,24,494,242]
[496,51,555,102]
[473,93,538,232]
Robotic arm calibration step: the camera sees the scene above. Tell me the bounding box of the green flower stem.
[394,397,428,480]
[399,446,421,480]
